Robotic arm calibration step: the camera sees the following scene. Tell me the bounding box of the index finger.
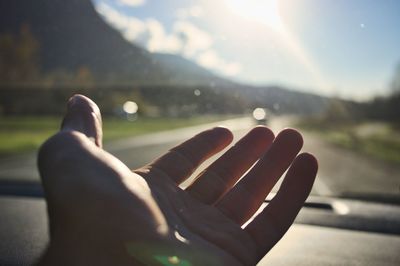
[144,127,233,184]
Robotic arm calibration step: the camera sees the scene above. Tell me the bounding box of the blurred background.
[0,0,399,203]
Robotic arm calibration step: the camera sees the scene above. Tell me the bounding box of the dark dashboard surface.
[1,192,400,266]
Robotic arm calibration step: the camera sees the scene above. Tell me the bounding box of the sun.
[225,0,285,32]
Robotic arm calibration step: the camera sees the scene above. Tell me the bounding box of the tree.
[390,62,400,94]
[75,66,94,88]
[0,24,40,85]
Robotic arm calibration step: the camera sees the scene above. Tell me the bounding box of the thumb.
[61,94,103,148]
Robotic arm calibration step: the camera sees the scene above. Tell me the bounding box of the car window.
[0,0,399,204]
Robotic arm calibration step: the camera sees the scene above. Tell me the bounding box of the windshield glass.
[0,0,399,204]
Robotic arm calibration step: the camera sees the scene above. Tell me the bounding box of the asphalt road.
[0,116,399,202]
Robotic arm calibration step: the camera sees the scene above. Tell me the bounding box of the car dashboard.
[0,183,399,265]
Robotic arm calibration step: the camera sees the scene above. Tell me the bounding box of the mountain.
[0,0,330,114]
[0,0,226,85]
[151,53,224,86]
[241,85,330,114]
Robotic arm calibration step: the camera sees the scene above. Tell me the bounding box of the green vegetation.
[102,115,232,140]
[0,115,232,157]
[0,116,60,156]
[297,118,400,164]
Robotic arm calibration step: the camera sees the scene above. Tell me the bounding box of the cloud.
[117,0,146,7]
[95,2,241,76]
[173,20,213,57]
[146,19,183,53]
[196,50,242,76]
[176,6,204,19]
[96,2,146,41]
[96,3,181,53]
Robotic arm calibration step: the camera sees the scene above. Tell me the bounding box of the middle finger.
[186,126,274,204]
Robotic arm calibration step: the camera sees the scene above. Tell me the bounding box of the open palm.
[38,95,317,266]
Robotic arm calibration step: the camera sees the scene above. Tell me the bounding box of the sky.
[93,0,400,100]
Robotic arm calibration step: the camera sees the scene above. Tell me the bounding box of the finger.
[61,94,103,148]
[245,153,317,259]
[186,127,274,204]
[216,129,303,224]
[145,127,233,184]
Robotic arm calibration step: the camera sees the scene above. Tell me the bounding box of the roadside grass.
[0,115,233,157]
[297,118,400,164]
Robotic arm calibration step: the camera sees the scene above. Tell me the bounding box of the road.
[0,116,399,201]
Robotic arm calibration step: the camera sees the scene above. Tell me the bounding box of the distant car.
[252,108,270,125]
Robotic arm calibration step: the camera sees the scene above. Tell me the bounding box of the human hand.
[37,95,317,266]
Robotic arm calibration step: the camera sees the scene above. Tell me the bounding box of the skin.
[37,94,318,266]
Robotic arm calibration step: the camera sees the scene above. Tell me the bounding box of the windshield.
[0,0,399,204]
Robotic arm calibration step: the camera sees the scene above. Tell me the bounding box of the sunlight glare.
[226,0,329,92]
[226,0,284,32]
[225,0,329,92]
